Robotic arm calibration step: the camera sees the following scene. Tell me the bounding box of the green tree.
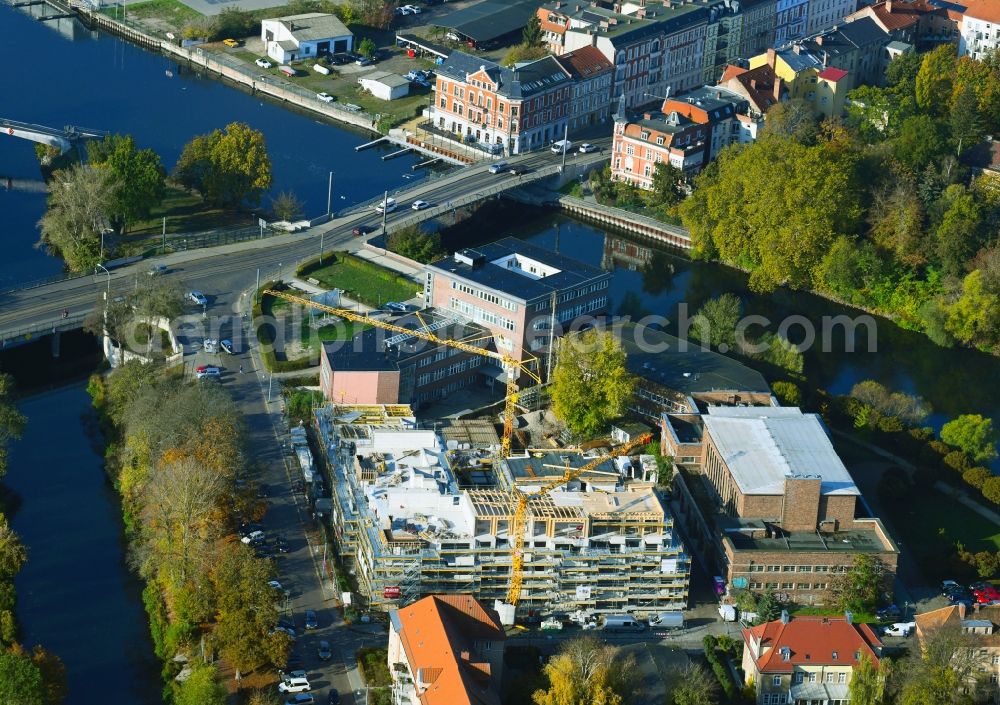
[893,115,948,173]
[649,161,685,209]
[983,476,1000,505]
[501,44,549,67]
[532,636,634,705]
[522,13,542,46]
[214,7,255,39]
[962,466,991,490]
[30,645,67,705]
[772,381,802,406]
[759,333,805,374]
[886,50,922,90]
[946,269,1000,348]
[817,236,884,299]
[941,414,998,463]
[0,374,26,480]
[0,649,45,705]
[950,82,985,154]
[173,134,214,199]
[762,99,819,144]
[175,664,226,705]
[868,181,927,267]
[690,293,742,350]
[916,45,956,115]
[679,135,862,292]
[174,123,272,208]
[0,516,28,580]
[386,226,444,263]
[828,554,886,614]
[551,330,635,438]
[755,588,781,623]
[89,134,166,231]
[669,663,719,705]
[271,191,304,222]
[849,653,890,705]
[37,163,117,272]
[934,185,983,276]
[358,36,376,59]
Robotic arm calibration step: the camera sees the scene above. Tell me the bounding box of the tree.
[895,622,982,705]
[762,99,819,144]
[386,225,444,263]
[934,185,983,276]
[868,181,927,267]
[37,163,118,272]
[983,476,1000,505]
[690,293,742,350]
[941,414,998,464]
[0,649,46,705]
[849,380,930,425]
[29,646,67,705]
[849,653,890,705]
[174,123,272,208]
[669,663,719,705]
[649,161,685,209]
[679,135,863,293]
[522,12,543,46]
[962,466,991,490]
[916,45,956,115]
[349,0,393,29]
[950,83,985,154]
[754,588,781,624]
[213,7,255,39]
[501,44,549,67]
[551,330,635,438]
[886,50,922,91]
[817,236,884,299]
[946,270,1000,348]
[828,554,886,614]
[358,37,376,59]
[893,115,948,173]
[0,374,26,480]
[0,516,28,581]
[175,664,226,705]
[532,636,634,705]
[89,134,166,231]
[271,191,304,222]
[772,381,802,406]
[134,279,185,326]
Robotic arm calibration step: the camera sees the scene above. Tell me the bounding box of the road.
[0,141,611,341]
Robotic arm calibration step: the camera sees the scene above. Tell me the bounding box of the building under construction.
[316,403,690,616]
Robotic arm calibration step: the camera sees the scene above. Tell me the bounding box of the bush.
[772,381,802,406]
[982,477,1000,505]
[254,283,318,373]
[943,450,972,473]
[702,635,735,701]
[963,467,992,490]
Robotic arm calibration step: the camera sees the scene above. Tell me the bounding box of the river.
[7,384,161,705]
[0,4,428,289]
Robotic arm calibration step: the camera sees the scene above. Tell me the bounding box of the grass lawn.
[342,84,429,127]
[791,606,880,624]
[108,0,202,33]
[300,252,419,307]
[124,184,249,238]
[304,319,370,353]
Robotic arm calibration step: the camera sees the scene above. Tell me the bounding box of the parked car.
[255,57,273,68]
[305,610,318,629]
[195,365,221,380]
[241,530,265,544]
[284,696,315,705]
[188,290,208,306]
[222,38,241,47]
[356,56,375,66]
[220,339,235,354]
[278,677,311,693]
[488,161,509,174]
[316,92,334,103]
[876,604,901,620]
[318,640,332,660]
[405,70,422,81]
[578,142,599,153]
[883,622,915,637]
[276,536,290,553]
[411,199,430,210]
[942,580,963,595]
[292,480,305,493]
[385,301,408,312]
[273,625,298,639]
[403,4,421,12]
[328,690,340,705]
[268,579,284,591]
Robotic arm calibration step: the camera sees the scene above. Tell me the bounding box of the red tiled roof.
[965,0,1000,23]
[555,45,613,79]
[720,64,747,82]
[818,66,849,82]
[742,616,882,673]
[717,63,784,112]
[396,595,506,705]
[537,7,568,34]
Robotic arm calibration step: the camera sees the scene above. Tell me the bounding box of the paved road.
[0,141,611,340]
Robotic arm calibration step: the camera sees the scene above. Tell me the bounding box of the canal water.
[6,384,161,705]
[0,4,428,288]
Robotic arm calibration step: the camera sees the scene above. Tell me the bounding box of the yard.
[297,252,419,307]
[357,647,392,705]
[105,0,202,35]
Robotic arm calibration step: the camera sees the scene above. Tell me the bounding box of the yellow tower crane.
[503,431,653,608]
[262,289,541,457]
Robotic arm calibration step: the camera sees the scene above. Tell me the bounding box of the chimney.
[781,610,790,624]
[555,0,561,7]
[886,0,893,10]
[460,650,471,661]
[792,44,801,54]
[766,47,777,67]
[845,611,854,625]
[959,602,968,620]
[773,75,782,101]
[749,78,757,88]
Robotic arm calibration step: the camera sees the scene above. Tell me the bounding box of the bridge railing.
[0,313,89,345]
[0,271,89,297]
[337,166,460,218]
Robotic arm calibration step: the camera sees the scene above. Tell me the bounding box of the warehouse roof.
[703,407,859,496]
[435,0,543,43]
[266,12,351,41]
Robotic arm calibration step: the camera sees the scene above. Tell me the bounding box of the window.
[832,651,838,660]
[838,673,846,684]
[797,566,812,572]
[772,676,781,686]
[809,673,817,683]
[781,582,794,590]
[794,673,803,684]
[826,673,835,683]
[782,566,795,572]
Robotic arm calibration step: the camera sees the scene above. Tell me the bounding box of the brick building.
[431,51,574,155]
[742,613,883,705]
[318,309,492,406]
[611,85,759,185]
[553,46,615,131]
[662,406,899,605]
[845,0,958,45]
[423,238,610,369]
[718,63,787,116]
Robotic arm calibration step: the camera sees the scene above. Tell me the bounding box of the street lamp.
[95,263,111,296]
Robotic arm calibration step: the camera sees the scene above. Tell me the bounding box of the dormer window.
[641,130,650,140]
[780,647,791,662]
[832,651,838,660]
[855,651,861,660]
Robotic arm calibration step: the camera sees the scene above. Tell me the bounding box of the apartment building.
[662,406,899,605]
[742,612,883,705]
[431,51,574,155]
[318,308,492,407]
[718,62,787,116]
[554,46,615,130]
[960,0,1000,59]
[806,0,861,35]
[845,0,957,44]
[315,404,690,618]
[423,238,611,368]
[915,603,1000,703]
[610,84,760,185]
[388,595,505,705]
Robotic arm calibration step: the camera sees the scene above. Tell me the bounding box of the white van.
[551,139,573,154]
[602,614,645,632]
[278,677,311,693]
[375,197,397,214]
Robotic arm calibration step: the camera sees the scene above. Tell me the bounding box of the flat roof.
[267,12,350,41]
[703,407,859,497]
[503,451,620,483]
[426,237,608,303]
[725,527,890,553]
[435,0,543,42]
[618,323,771,395]
[439,419,501,448]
